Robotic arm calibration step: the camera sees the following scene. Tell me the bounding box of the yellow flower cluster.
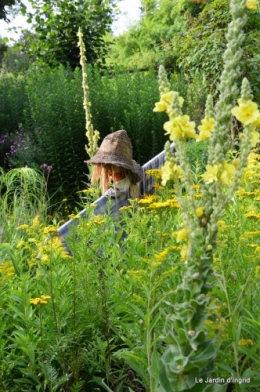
[145,169,162,181]
[245,212,260,219]
[238,339,253,347]
[43,226,57,235]
[30,295,51,305]
[149,199,180,209]
[164,115,196,140]
[138,194,160,205]
[153,91,184,114]
[153,183,164,191]
[79,188,95,195]
[68,214,81,220]
[16,224,29,231]
[0,261,15,277]
[244,231,260,237]
[201,160,236,185]
[154,245,180,263]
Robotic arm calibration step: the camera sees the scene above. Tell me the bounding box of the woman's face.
[108,165,126,183]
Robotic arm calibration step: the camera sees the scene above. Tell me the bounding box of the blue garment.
[58,144,175,242]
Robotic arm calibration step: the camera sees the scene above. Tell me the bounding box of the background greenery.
[0,0,259,207]
[0,64,207,207]
[0,157,260,391]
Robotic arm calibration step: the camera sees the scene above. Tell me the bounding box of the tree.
[21,0,117,68]
[0,37,8,66]
[0,0,22,22]
[106,0,203,70]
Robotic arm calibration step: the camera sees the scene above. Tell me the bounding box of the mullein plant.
[153,0,260,390]
[77,28,100,159]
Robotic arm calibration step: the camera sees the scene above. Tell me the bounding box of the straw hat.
[85,130,143,183]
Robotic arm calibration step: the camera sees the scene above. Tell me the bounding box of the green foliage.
[177,0,260,100]
[0,64,206,205]
[186,140,209,174]
[87,66,170,164]
[0,45,30,73]
[0,0,22,21]
[107,0,260,103]
[22,0,117,68]
[1,157,260,390]
[0,72,27,137]
[106,0,206,70]
[24,65,87,205]
[0,38,8,67]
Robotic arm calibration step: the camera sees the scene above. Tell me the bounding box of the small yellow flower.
[41,295,51,300]
[43,226,58,235]
[197,118,215,141]
[161,162,182,186]
[176,228,188,243]
[255,266,260,276]
[41,254,50,262]
[231,99,259,125]
[30,298,41,305]
[246,0,258,10]
[201,161,235,185]
[153,183,164,190]
[154,249,169,263]
[180,244,188,261]
[16,224,29,231]
[16,240,26,248]
[238,339,253,347]
[146,169,162,180]
[244,231,260,236]
[245,212,260,219]
[32,215,40,228]
[30,295,51,305]
[219,161,236,185]
[251,129,260,147]
[160,91,184,107]
[153,101,167,112]
[201,164,219,184]
[68,214,80,220]
[28,238,38,243]
[252,114,260,128]
[0,261,15,277]
[119,206,131,211]
[196,207,204,218]
[217,220,225,225]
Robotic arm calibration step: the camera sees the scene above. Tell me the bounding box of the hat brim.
[85,152,143,183]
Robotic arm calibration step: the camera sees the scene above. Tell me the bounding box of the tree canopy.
[0,0,22,22]
[106,0,260,98]
[21,0,117,68]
